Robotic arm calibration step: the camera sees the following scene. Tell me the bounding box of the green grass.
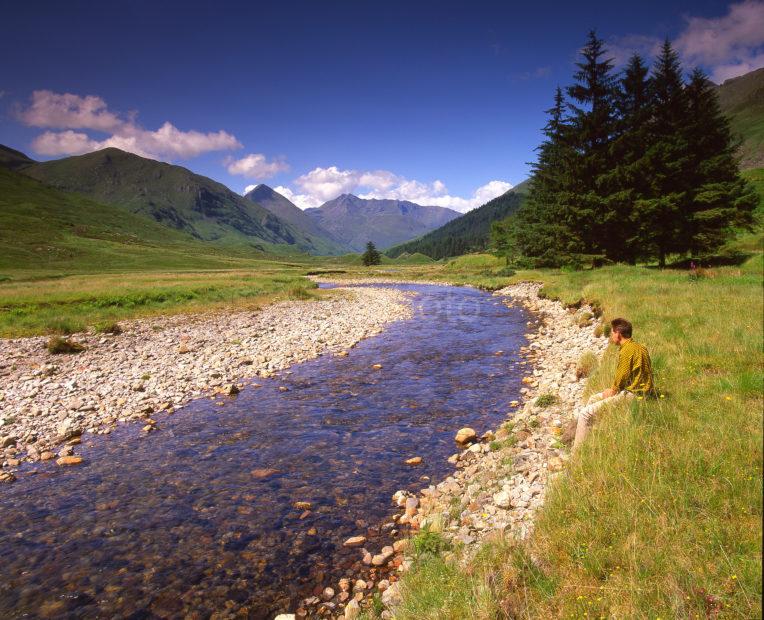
[727,168,764,253]
[730,110,764,169]
[394,535,509,620]
[444,253,502,271]
[507,262,762,618]
[535,393,559,408]
[0,270,321,337]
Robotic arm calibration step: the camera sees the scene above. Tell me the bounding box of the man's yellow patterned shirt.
[612,338,654,394]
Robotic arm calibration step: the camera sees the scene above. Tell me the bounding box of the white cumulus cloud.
[607,1,764,82]
[225,153,289,178]
[19,91,122,132]
[293,166,367,201]
[19,90,242,160]
[31,130,102,156]
[675,0,764,83]
[281,165,512,212]
[273,185,324,210]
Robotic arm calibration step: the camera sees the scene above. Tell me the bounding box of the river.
[0,283,531,619]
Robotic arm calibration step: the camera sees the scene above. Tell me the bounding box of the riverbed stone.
[454,428,476,445]
[381,582,401,607]
[343,536,367,548]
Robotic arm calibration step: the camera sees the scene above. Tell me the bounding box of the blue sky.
[1,0,762,211]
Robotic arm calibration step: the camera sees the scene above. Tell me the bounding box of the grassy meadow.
[0,268,325,338]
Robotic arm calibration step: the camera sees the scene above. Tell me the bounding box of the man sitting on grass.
[573,318,655,451]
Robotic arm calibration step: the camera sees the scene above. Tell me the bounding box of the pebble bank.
[0,286,411,479]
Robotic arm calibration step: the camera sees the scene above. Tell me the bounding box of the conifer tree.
[638,40,691,267]
[600,54,653,263]
[564,30,618,255]
[514,88,580,266]
[361,241,381,266]
[503,33,754,269]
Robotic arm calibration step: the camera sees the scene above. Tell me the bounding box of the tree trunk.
[658,248,666,269]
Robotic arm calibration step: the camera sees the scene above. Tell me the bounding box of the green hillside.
[0,144,35,170]
[18,148,328,255]
[386,180,530,259]
[717,67,764,170]
[0,166,271,273]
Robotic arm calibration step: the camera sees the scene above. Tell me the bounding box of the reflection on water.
[0,284,530,619]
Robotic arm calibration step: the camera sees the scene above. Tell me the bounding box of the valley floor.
[0,254,761,618]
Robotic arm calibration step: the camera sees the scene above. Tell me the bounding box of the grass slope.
[727,168,764,253]
[19,147,326,255]
[717,67,764,170]
[0,166,332,335]
[0,166,277,274]
[386,181,530,260]
[0,144,35,170]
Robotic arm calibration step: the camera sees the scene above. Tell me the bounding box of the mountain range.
[243,184,345,255]
[305,194,460,252]
[16,148,335,255]
[0,145,464,264]
[1,68,760,268]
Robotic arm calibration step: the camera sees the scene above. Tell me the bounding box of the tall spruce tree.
[507,33,754,269]
[600,54,653,263]
[514,87,580,266]
[564,30,618,255]
[683,67,757,255]
[638,40,691,267]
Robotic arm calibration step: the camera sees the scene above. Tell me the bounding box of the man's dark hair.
[611,318,632,338]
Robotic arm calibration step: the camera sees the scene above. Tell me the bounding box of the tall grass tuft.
[576,350,599,379]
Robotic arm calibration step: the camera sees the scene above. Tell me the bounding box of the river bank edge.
[0,285,413,481]
[289,280,607,620]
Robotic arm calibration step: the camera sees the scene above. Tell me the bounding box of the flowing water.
[0,284,532,619]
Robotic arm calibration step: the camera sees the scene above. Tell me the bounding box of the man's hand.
[601,387,617,399]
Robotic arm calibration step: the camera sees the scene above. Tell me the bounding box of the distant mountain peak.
[245,183,277,199]
[244,182,346,254]
[305,194,460,252]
